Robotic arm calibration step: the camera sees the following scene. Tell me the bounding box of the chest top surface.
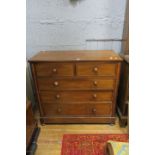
[29,50,122,62]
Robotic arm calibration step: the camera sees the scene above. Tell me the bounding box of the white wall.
[27,0,127,58]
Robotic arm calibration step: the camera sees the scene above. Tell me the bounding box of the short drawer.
[42,104,89,116]
[39,91,113,103]
[90,104,112,116]
[35,63,74,77]
[37,78,115,90]
[76,63,116,76]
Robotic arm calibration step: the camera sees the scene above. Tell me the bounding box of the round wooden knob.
[92,108,96,113]
[53,81,59,87]
[93,94,97,99]
[93,67,98,72]
[52,68,57,73]
[57,108,62,113]
[93,81,98,86]
[55,94,60,99]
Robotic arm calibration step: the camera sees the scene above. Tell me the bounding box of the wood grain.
[29,50,122,62]
[76,62,116,76]
[29,50,122,124]
[34,119,128,155]
[37,78,115,91]
[39,90,113,103]
[41,103,112,116]
[35,63,74,77]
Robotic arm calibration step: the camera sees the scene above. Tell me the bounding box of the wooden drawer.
[42,104,89,116]
[90,104,112,116]
[37,78,115,90]
[76,63,116,76]
[40,91,113,103]
[42,103,112,116]
[35,63,74,77]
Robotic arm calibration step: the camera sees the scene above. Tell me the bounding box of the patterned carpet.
[61,134,129,155]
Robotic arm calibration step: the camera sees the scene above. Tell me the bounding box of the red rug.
[61,134,129,155]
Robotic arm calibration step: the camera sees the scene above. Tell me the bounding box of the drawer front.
[42,104,89,116]
[35,63,74,77]
[90,104,112,116]
[76,63,116,76]
[37,78,115,90]
[40,91,113,103]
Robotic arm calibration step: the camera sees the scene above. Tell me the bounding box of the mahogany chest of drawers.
[29,50,122,124]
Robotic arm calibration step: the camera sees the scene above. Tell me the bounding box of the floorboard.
[34,118,128,155]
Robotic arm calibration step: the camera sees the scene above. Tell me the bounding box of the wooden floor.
[35,118,128,155]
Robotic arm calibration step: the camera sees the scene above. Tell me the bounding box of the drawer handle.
[55,94,60,99]
[52,68,57,73]
[57,108,62,113]
[93,81,98,86]
[92,94,97,99]
[53,81,59,87]
[93,67,98,73]
[92,108,96,113]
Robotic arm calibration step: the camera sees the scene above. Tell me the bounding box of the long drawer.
[42,103,112,116]
[37,78,115,90]
[39,91,113,103]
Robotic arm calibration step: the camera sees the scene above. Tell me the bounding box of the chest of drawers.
[29,50,122,124]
